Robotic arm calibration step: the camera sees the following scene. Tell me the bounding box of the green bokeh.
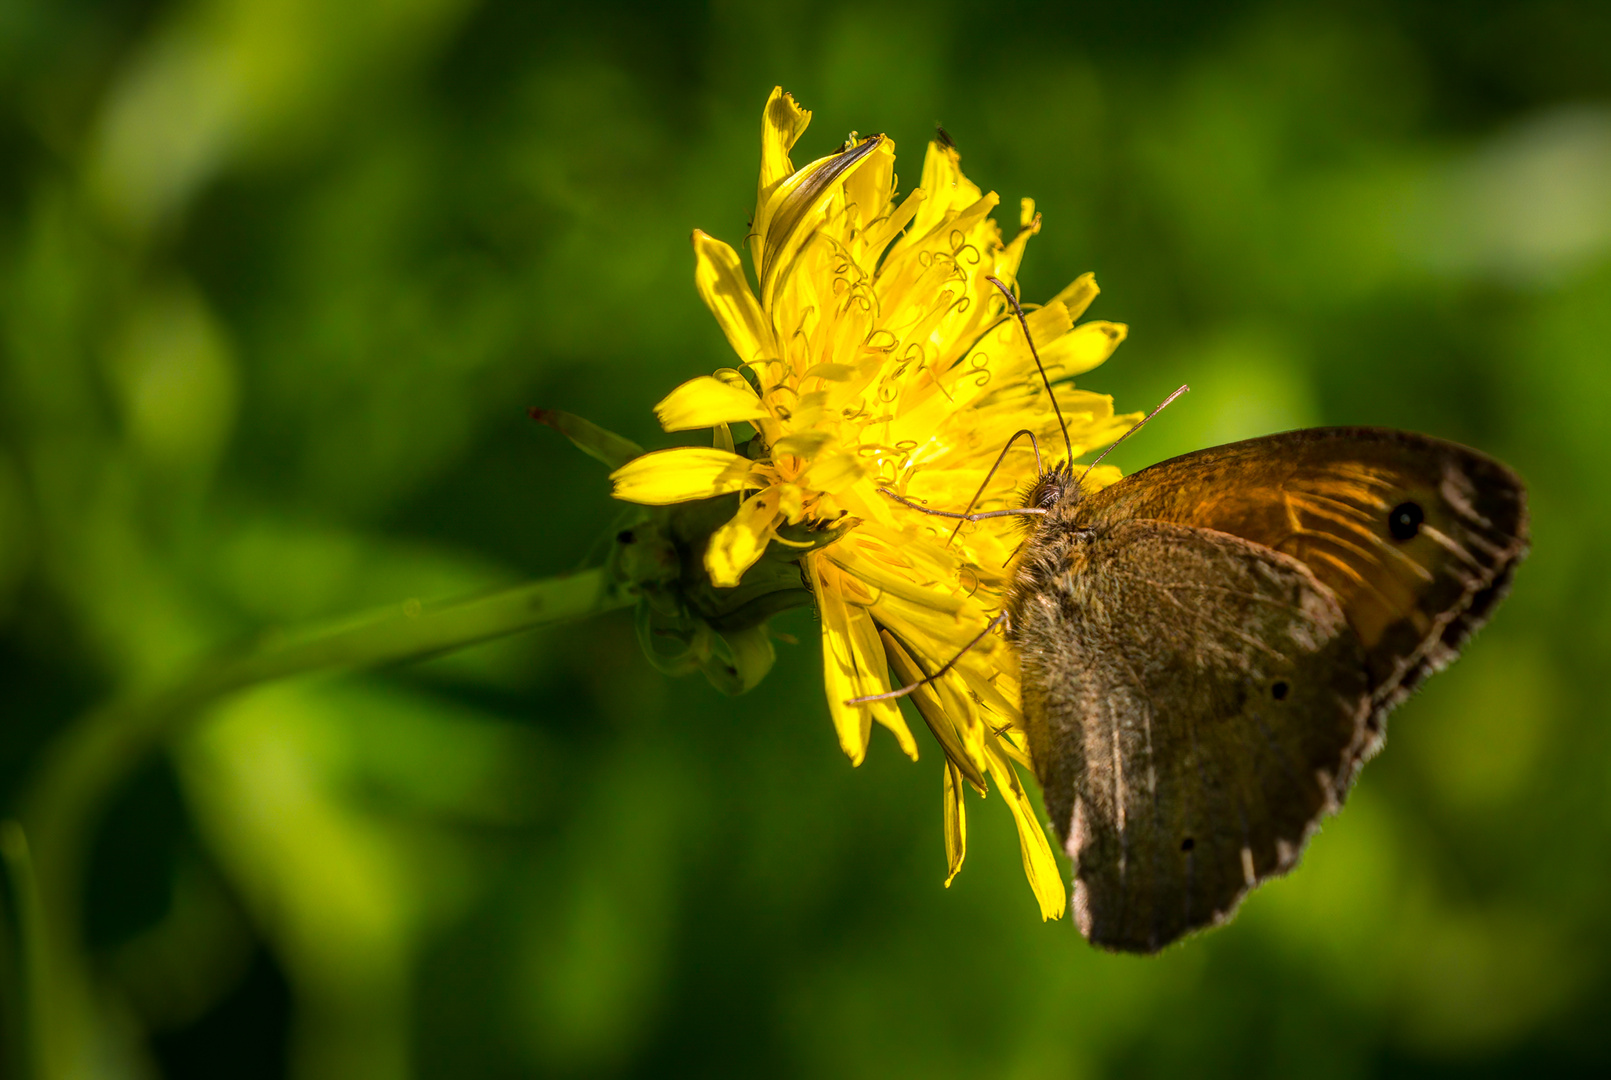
[3,1,1610,1076]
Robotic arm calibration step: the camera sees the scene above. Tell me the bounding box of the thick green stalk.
[16,568,632,1080]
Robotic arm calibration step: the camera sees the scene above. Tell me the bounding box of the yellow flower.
[611,88,1137,918]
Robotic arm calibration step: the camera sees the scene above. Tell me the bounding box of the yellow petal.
[655,375,769,432]
[800,362,858,382]
[1082,463,1123,493]
[987,746,1067,920]
[1039,320,1128,378]
[933,661,991,775]
[773,430,834,460]
[943,762,967,886]
[873,606,998,780]
[1050,272,1099,323]
[842,130,897,253]
[804,451,865,495]
[878,190,1001,308]
[705,489,780,587]
[609,447,754,505]
[904,137,983,248]
[756,136,889,306]
[824,530,967,613]
[995,206,1042,283]
[853,610,919,761]
[813,557,912,763]
[861,186,924,257]
[757,87,811,207]
[815,564,873,764]
[881,630,986,792]
[1048,394,1137,458]
[1024,301,1073,354]
[991,723,1035,770]
[776,481,805,522]
[693,231,773,367]
[821,549,964,615]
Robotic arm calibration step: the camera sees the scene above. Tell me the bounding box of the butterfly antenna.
[985,276,1073,468]
[945,428,1041,547]
[1077,383,1190,488]
[877,488,1047,523]
[846,612,1007,705]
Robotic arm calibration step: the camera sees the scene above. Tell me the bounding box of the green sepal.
[530,409,643,469]
[698,623,777,696]
[612,489,837,697]
[633,603,703,678]
[703,587,811,633]
[633,604,778,695]
[612,515,680,597]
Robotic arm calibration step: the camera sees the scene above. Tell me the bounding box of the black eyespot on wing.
[1271,680,1289,701]
[1388,501,1423,541]
[1180,837,1195,852]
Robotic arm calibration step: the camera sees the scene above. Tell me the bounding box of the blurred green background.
[2,0,1609,1076]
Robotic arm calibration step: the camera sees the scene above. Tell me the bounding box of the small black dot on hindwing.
[1181,836,1195,852]
[1271,680,1289,701]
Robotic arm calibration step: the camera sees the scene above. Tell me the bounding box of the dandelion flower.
[611,88,1137,917]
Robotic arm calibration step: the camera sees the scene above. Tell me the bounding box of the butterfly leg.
[845,611,1008,705]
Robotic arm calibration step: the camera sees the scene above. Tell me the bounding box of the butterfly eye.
[1270,680,1289,701]
[1180,837,1196,852]
[1388,501,1424,541]
[1025,476,1063,509]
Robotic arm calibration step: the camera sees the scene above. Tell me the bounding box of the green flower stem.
[1,822,43,1080]
[16,568,632,1080]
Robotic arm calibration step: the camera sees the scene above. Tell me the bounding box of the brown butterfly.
[1008,426,1527,952]
[862,283,1528,953]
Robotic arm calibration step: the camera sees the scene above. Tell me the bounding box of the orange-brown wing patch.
[1077,428,1528,716]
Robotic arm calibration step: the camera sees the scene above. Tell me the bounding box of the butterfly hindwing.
[1015,520,1370,952]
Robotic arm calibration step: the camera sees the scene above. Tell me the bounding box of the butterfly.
[863,281,1529,953]
[1007,426,1527,952]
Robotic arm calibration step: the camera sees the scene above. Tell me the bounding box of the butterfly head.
[1032,383,1193,521]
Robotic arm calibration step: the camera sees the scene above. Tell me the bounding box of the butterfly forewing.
[1077,428,1529,727]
